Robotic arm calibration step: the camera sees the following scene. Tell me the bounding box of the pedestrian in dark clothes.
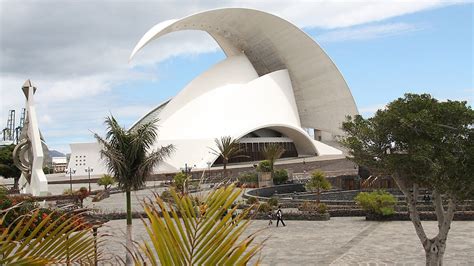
[276,206,285,227]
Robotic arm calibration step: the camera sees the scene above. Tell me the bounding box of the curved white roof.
[130,8,358,135]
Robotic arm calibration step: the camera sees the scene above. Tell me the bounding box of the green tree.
[305,171,332,203]
[0,144,21,191]
[94,115,174,264]
[340,93,474,265]
[173,172,189,194]
[210,136,244,182]
[261,143,285,173]
[97,174,116,190]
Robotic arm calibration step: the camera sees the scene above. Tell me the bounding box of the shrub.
[238,172,258,184]
[267,197,279,207]
[317,203,328,214]
[257,160,272,172]
[75,187,90,207]
[97,174,115,190]
[258,202,272,213]
[161,190,174,203]
[63,188,73,195]
[355,190,397,216]
[246,196,258,205]
[273,169,288,185]
[173,172,189,193]
[298,202,328,214]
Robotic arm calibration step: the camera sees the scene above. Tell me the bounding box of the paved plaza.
[100,217,474,265]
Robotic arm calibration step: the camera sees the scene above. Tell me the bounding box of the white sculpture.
[13,80,49,196]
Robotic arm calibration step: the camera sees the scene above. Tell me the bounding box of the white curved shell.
[128,8,358,171]
[130,8,358,134]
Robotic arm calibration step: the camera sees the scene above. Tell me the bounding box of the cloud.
[0,0,461,152]
[358,104,387,118]
[317,22,422,43]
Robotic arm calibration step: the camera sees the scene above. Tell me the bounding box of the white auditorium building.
[66,8,358,177]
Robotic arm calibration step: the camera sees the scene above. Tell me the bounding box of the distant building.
[51,157,67,173]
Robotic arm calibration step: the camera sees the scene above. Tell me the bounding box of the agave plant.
[0,207,99,265]
[132,185,263,265]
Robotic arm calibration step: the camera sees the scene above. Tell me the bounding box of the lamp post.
[85,167,94,192]
[207,161,211,180]
[66,168,76,193]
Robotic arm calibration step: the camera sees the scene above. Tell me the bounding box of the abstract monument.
[13,80,49,196]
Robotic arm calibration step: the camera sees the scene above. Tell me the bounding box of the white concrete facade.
[67,8,358,175]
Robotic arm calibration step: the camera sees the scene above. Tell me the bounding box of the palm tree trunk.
[125,189,132,265]
[223,161,227,181]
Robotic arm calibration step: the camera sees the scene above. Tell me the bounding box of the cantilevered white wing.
[130,8,358,136]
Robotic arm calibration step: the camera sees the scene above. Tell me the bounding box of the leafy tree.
[305,171,332,203]
[261,143,285,173]
[340,93,474,265]
[210,136,245,182]
[173,172,189,194]
[131,185,262,264]
[0,144,21,191]
[97,174,116,190]
[94,115,174,264]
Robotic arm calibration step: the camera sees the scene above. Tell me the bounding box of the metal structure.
[12,80,49,196]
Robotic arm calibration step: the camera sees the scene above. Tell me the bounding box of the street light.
[85,167,94,192]
[207,161,211,180]
[66,168,76,193]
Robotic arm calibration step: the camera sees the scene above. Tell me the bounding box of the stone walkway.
[99,217,474,265]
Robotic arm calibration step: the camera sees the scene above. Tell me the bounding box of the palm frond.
[209,136,246,161]
[93,115,174,191]
[262,143,285,166]
[133,185,262,265]
[0,209,99,265]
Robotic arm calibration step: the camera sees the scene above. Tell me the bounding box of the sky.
[0,0,473,154]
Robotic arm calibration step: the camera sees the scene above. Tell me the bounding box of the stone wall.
[149,158,358,182]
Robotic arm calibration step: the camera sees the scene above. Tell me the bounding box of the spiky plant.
[306,171,332,203]
[94,115,174,264]
[0,207,99,265]
[132,185,263,265]
[210,136,245,182]
[261,143,285,173]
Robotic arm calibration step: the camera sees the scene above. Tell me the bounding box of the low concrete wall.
[245,183,306,198]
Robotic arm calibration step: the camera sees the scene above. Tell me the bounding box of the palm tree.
[131,185,262,265]
[306,170,332,204]
[94,115,174,265]
[209,136,244,182]
[261,143,285,173]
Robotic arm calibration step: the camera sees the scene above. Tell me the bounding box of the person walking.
[267,210,273,225]
[276,206,286,227]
